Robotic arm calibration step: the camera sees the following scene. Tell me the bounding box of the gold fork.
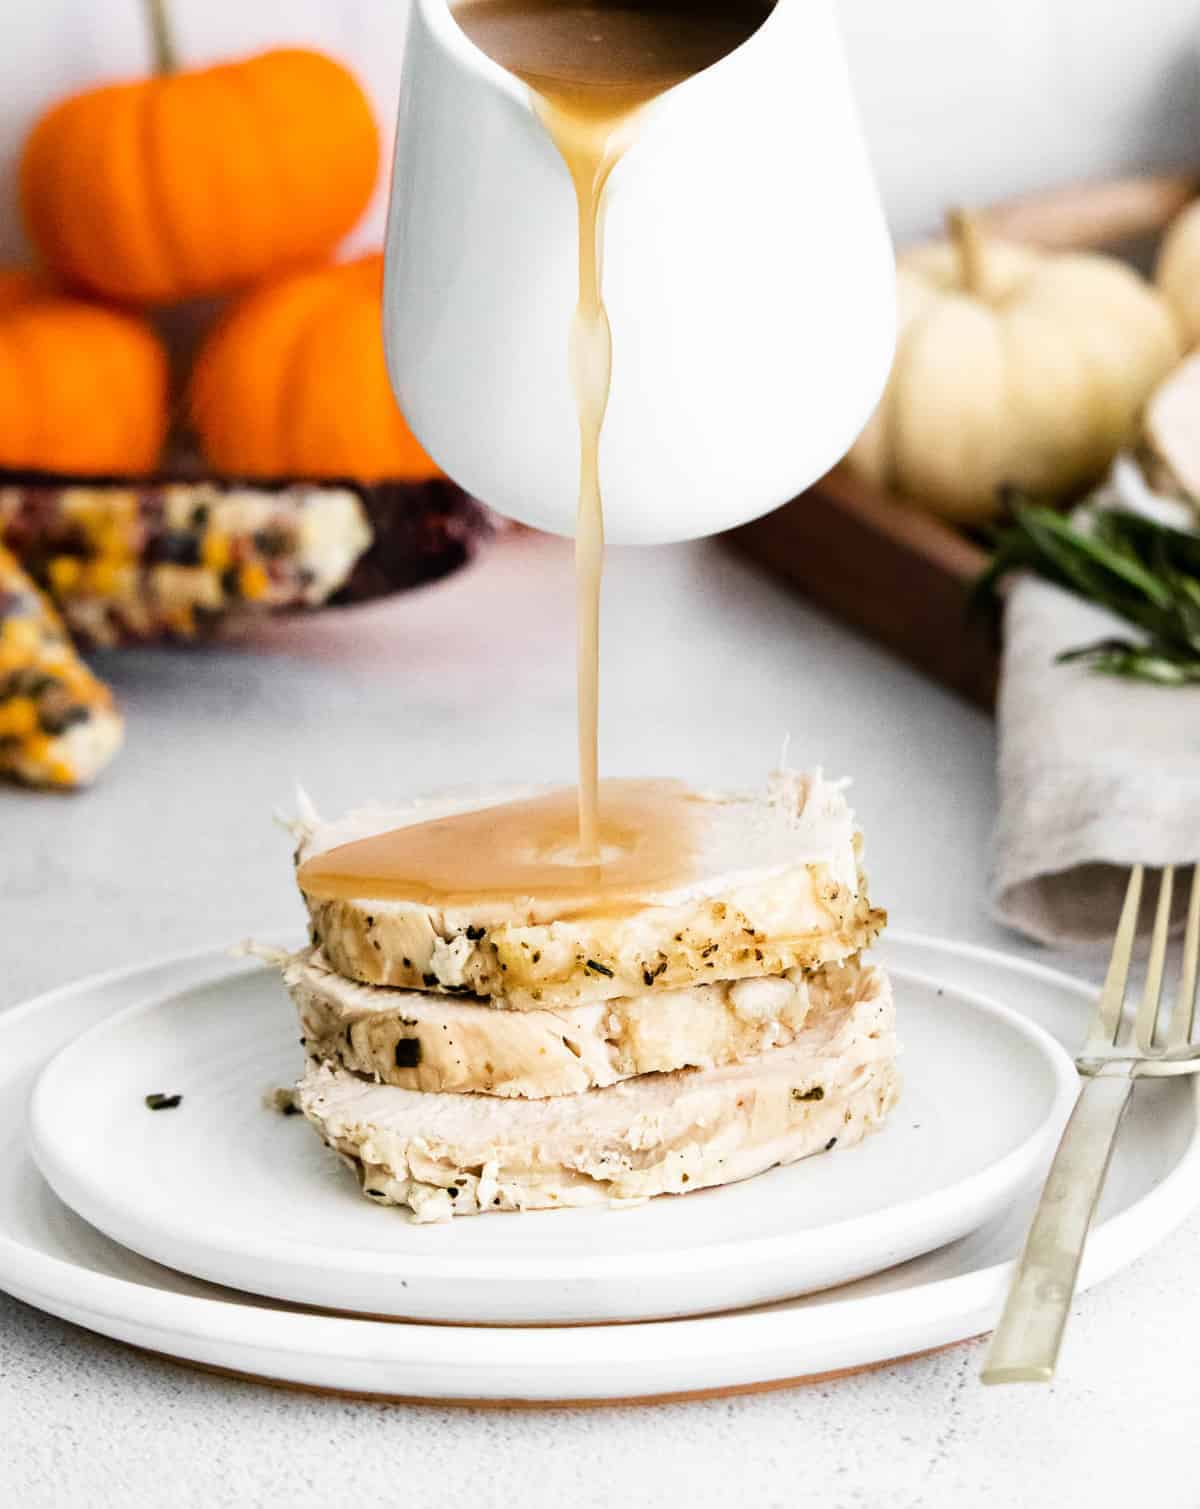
[982,863,1200,1384]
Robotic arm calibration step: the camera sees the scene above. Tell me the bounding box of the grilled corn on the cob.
[0,480,371,647]
[0,543,122,788]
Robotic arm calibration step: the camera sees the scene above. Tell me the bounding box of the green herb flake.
[641,957,668,988]
[791,1085,824,1102]
[145,1092,182,1111]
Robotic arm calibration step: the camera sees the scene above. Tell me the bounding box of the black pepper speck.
[394,1038,421,1069]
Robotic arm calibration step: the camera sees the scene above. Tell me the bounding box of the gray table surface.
[3,534,1197,1508]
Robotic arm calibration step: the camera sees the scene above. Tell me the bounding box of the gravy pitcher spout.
[383,0,895,546]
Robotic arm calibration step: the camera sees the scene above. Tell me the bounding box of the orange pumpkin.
[20,16,378,305]
[0,269,45,312]
[190,254,440,482]
[0,280,168,473]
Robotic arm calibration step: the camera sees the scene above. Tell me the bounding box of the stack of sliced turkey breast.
[281,771,899,1222]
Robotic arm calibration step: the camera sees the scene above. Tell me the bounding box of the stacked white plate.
[3,932,1197,1403]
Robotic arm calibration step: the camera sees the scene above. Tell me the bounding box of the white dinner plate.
[27,951,1076,1325]
[3,933,1198,1402]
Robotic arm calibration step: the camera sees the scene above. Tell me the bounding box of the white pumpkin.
[1156,200,1200,349]
[849,212,1182,522]
[1143,349,1200,505]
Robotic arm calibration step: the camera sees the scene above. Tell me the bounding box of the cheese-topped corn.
[0,480,371,647]
[0,543,122,787]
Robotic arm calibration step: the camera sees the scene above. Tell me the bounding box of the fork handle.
[981,1073,1134,1384]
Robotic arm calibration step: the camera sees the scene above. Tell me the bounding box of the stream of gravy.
[304,3,772,905]
[453,0,771,860]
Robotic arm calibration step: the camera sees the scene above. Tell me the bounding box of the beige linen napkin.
[992,461,1200,946]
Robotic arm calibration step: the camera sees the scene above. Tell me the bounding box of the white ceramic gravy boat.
[383,0,894,545]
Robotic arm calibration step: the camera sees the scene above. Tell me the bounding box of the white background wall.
[1,0,1199,265]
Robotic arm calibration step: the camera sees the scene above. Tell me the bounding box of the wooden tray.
[729,170,1200,710]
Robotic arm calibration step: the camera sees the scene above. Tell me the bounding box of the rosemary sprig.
[974,501,1200,684]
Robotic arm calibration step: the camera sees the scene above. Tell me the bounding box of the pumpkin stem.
[948,209,988,298]
[145,0,178,75]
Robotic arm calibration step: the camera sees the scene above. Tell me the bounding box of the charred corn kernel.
[94,522,135,560]
[0,543,122,789]
[48,556,83,595]
[202,531,232,573]
[38,645,73,676]
[238,561,271,601]
[152,564,223,613]
[64,487,134,524]
[84,558,119,597]
[164,603,196,638]
[0,698,37,737]
[2,618,40,658]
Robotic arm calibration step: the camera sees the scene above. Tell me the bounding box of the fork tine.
[988,860,1200,1386]
[1167,865,1200,1052]
[1088,864,1143,1050]
[1135,867,1174,1055]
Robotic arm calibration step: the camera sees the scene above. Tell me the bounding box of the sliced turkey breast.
[294,964,898,1221]
[291,770,884,1010]
[286,949,883,1098]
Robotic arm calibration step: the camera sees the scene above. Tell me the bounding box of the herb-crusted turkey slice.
[294,963,898,1221]
[286,948,878,1098]
[291,771,884,1010]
